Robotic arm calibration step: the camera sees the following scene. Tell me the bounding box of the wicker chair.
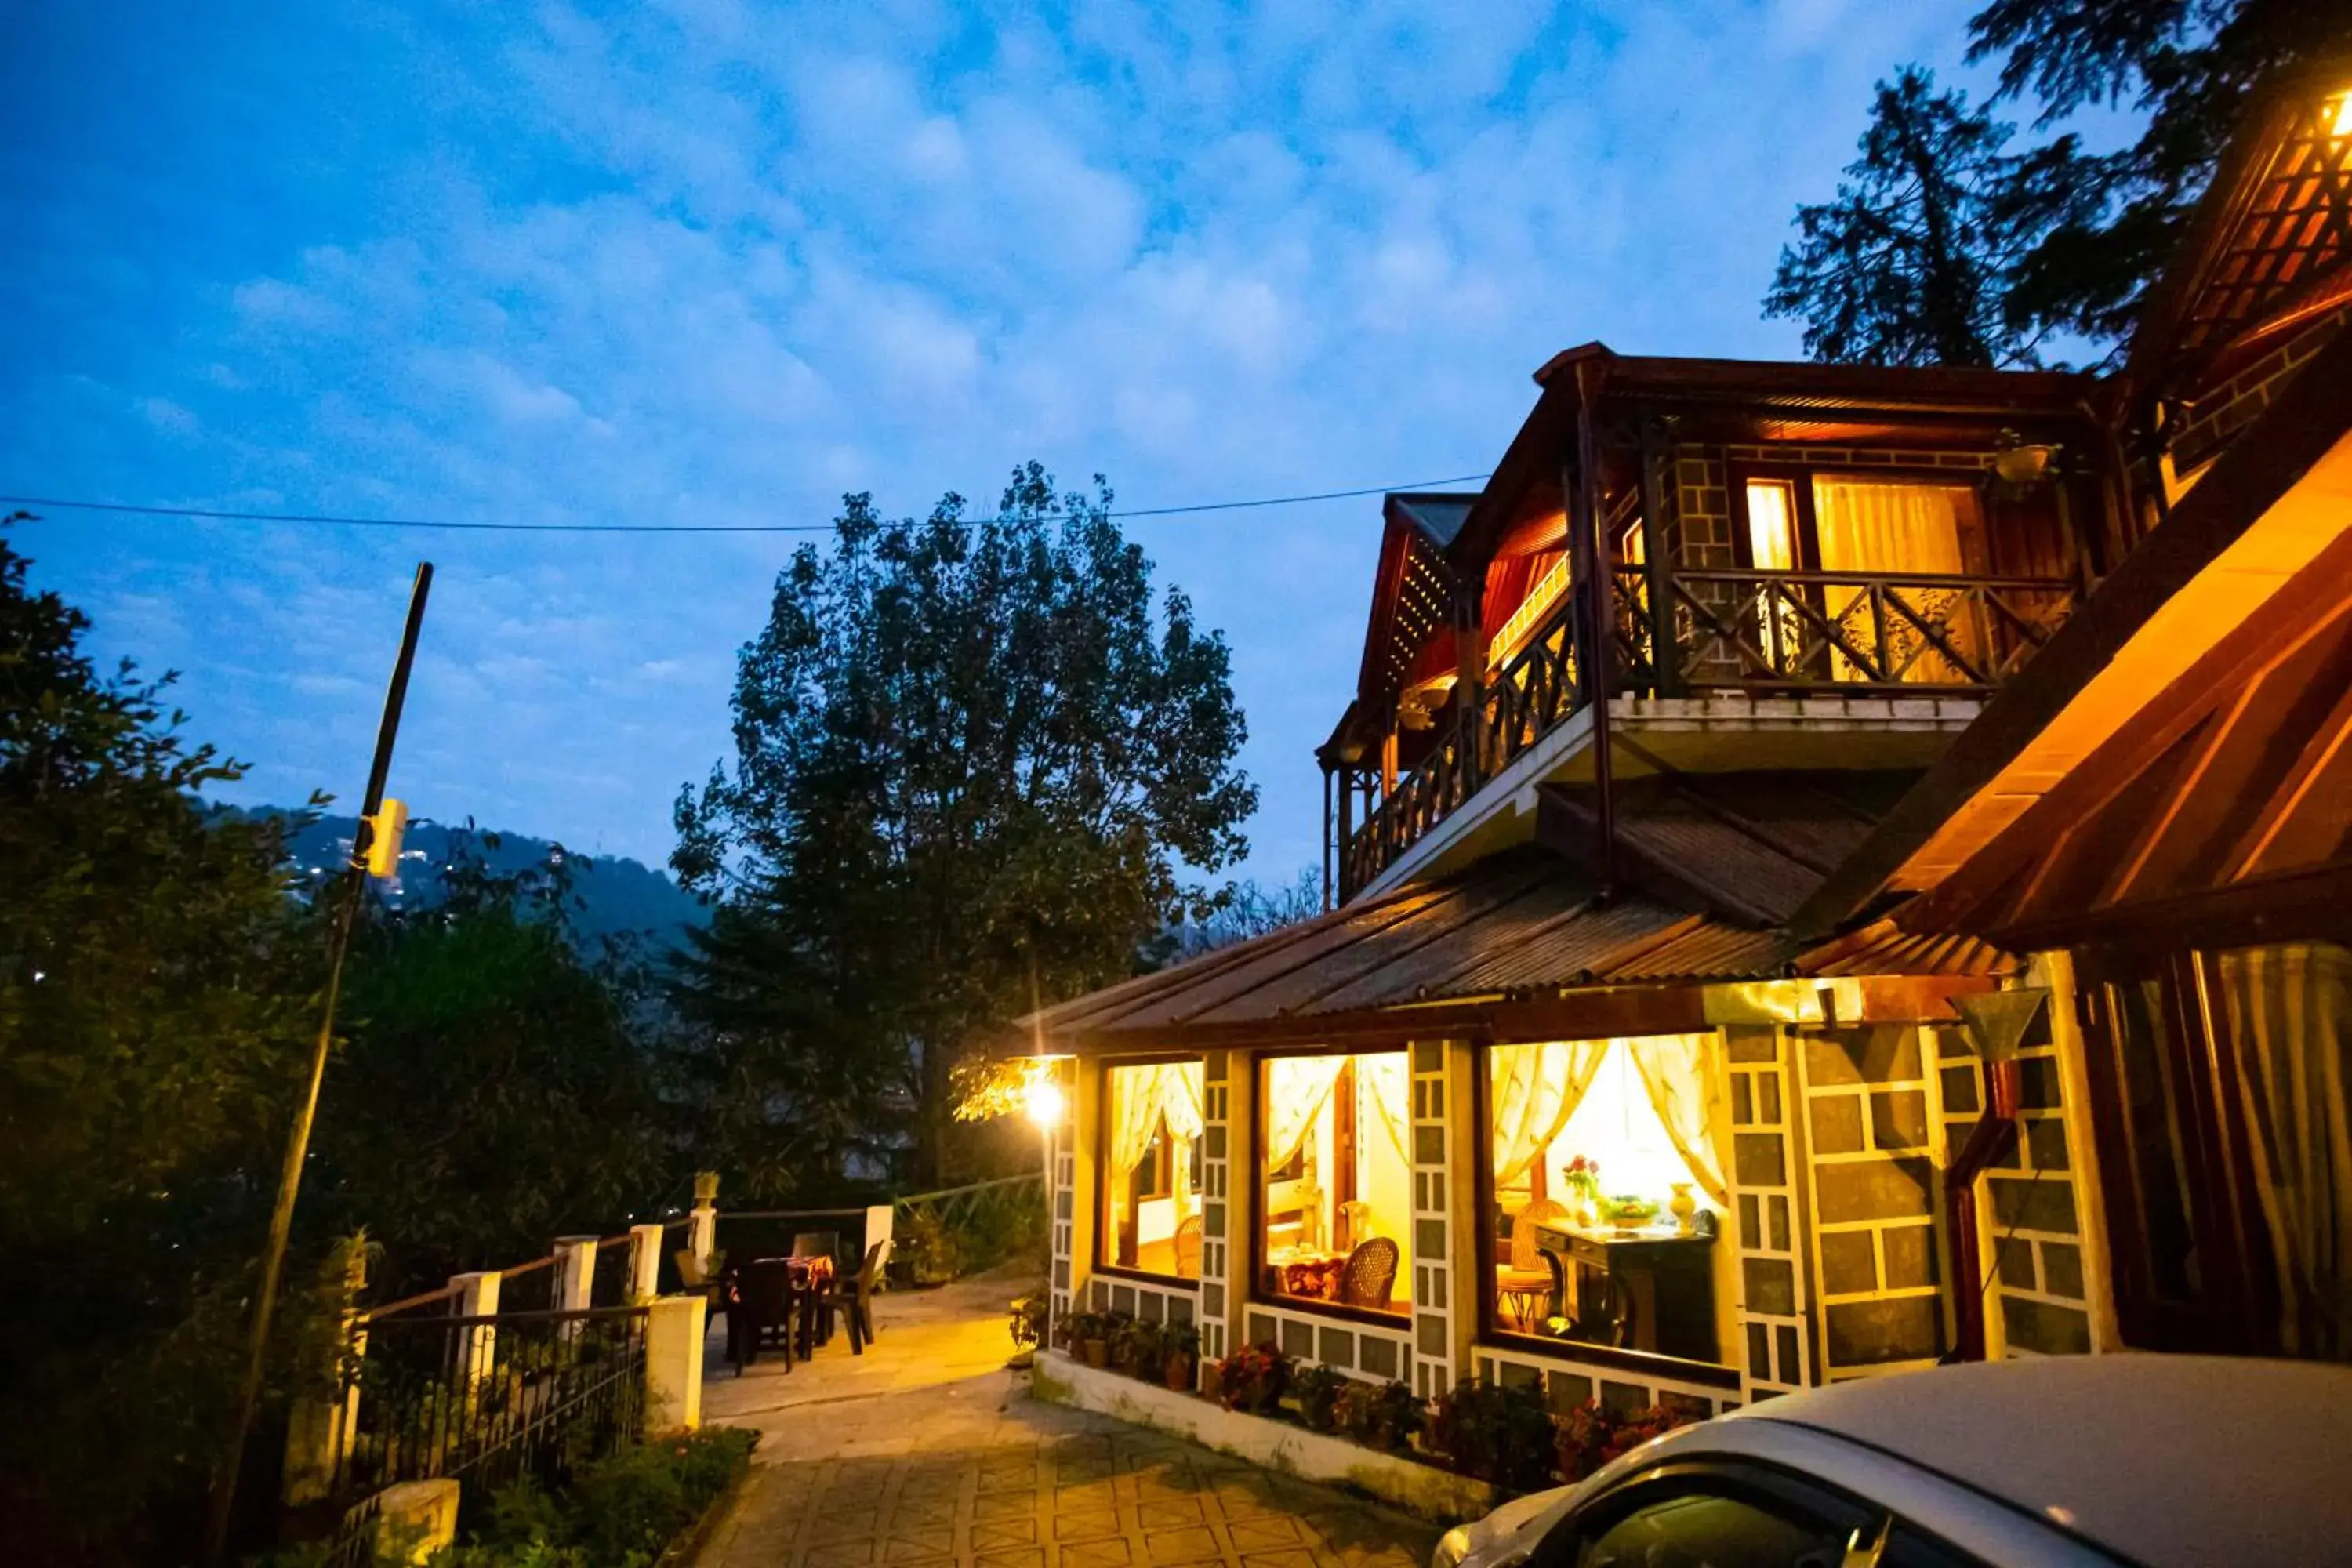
[1174,1214,1203,1277]
[1339,1236,1400,1309]
[1496,1198,1570,1329]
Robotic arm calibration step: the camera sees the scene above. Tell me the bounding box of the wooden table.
[1534,1221,1717,1363]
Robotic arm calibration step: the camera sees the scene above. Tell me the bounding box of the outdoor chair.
[731,1257,800,1374]
[1338,1236,1399,1310]
[790,1231,840,1263]
[815,1239,889,1354]
[1174,1214,1203,1277]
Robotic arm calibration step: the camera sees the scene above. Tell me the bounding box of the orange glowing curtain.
[1810,477,1976,682]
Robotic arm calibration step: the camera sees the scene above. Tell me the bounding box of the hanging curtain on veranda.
[1109,1063,1205,1180]
[1811,477,1976,683]
[1628,1033,1730,1207]
[1359,1052,1412,1167]
[2217,942,2352,1363]
[1263,1055,1348,1173]
[1490,1040,1610,1189]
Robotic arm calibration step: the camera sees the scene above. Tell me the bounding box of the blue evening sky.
[5,0,2024,890]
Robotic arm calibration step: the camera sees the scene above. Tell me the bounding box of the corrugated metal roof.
[1024,847,1786,1050]
[1389,492,1478,550]
[1793,916,2021,978]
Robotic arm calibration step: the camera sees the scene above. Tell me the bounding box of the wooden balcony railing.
[1339,564,2080,898]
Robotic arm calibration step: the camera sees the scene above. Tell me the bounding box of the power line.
[0,474,1492,535]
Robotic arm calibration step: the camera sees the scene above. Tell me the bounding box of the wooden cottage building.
[1022,67,2352,1428]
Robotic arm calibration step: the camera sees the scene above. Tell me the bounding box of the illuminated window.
[1743,480,1799,570]
[1101,1059,1205,1279]
[1485,1036,1733,1365]
[1256,1051,1411,1316]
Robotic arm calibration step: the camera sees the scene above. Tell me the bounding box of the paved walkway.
[693,1268,1439,1568]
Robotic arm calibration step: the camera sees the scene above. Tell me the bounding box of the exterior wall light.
[1024,1073,1067,1131]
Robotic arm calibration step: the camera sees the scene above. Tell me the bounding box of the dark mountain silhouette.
[240,808,706,950]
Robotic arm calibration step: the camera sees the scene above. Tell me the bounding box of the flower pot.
[1199,1360,1224,1403]
[1163,1353,1196,1392]
[1081,1338,1110,1369]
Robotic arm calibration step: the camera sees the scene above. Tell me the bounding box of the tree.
[307,834,672,1298]
[1764,67,2056,367]
[1967,0,2352,350]
[674,464,1256,1187]
[0,515,319,1563]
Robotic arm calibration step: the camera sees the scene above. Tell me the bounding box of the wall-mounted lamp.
[1023,1073,1066,1131]
[1991,433,2060,487]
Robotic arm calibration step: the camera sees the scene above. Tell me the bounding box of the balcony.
[1338,564,2080,900]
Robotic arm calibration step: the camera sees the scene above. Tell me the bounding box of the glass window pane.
[1101,1060,1204,1279]
[1486,1038,1731,1367]
[1258,1051,1410,1315]
[1576,1491,1851,1567]
[1742,480,1798,572]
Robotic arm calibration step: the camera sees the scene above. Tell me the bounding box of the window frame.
[1469,1039,1743,1389]
[1094,1051,1207,1290]
[1726,462,1996,579]
[1531,1459,1877,1568]
[1248,1042,1415,1324]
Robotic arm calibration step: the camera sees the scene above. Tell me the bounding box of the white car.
[1432,1356,2352,1567]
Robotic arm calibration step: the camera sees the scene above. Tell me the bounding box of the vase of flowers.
[1561,1155,1602,1228]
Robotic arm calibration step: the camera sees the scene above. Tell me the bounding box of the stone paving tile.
[693,1270,1442,1568]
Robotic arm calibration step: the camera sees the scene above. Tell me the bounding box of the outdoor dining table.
[721,1252,838,1367]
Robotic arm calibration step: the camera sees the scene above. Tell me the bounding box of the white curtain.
[1490,1040,1610,1189]
[1263,1055,1347,1172]
[1359,1052,1411,1167]
[1629,1033,1730,1207]
[1812,477,1977,684]
[2218,943,2352,1362]
[1109,1062,1205,1181]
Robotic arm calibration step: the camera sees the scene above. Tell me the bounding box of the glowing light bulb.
[1024,1075,1066,1130]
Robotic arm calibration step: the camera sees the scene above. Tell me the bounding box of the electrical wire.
[0,474,1494,535]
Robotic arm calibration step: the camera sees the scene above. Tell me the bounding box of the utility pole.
[204,563,434,1565]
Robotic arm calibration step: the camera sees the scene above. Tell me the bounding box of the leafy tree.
[307,833,672,1298]
[0,516,319,1563]
[1765,67,2055,367]
[674,464,1255,1188]
[1967,0,2352,350]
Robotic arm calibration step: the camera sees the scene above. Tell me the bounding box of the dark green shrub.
[1425,1377,1556,1494]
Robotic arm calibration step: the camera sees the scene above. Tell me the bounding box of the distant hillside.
[243,809,708,951]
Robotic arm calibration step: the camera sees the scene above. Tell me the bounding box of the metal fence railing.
[328,1305,648,1513]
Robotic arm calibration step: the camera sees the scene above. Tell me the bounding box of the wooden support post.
[1454,579,1486,786]
[1637,414,1679,698]
[1566,359,1616,894]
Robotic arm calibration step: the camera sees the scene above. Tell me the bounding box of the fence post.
[373,1478,460,1566]
[643,1294,706,1436]
[281,1243,368,1504]
[628,1223,666,1301]
[688,1172,720,1276]
[865,1203,895,1286]
[451,1270,501,1403]
[553,1235,597,1335]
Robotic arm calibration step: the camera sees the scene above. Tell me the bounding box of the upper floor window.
[1737,474,1983,577]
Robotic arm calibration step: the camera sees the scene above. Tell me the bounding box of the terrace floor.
[693,1266,1441,1568]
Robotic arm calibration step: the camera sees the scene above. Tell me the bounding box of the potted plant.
[1112,1316,1163,1381]
[1160,1321,1202,1392]
[1555,1400,1699,1482]
[1335,1378,1421,1454]
[1293,1363,1348,1432]
[1218,1341,1292,1415]
[1198,1354,1224,1403]
[1058,1310,1113,1369]
[1007,1296,1047,1353]
[1425,1377,1558,1494]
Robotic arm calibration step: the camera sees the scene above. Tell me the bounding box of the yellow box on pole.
[365,798,408,879]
